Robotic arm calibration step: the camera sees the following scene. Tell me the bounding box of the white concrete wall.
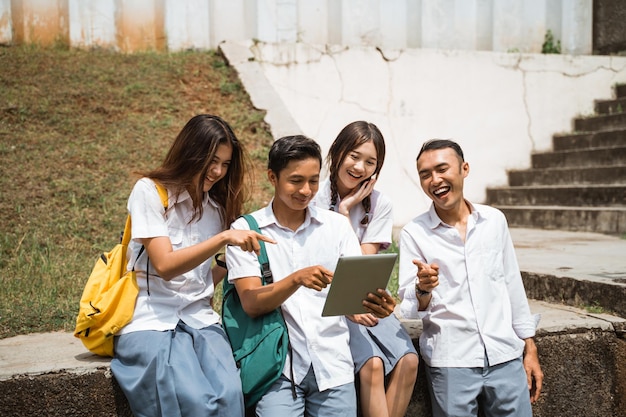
[0,0,594,54]
[236,41,626,229]
[164,0,211,51]
[69,0,116,48]
[0,0,12,43]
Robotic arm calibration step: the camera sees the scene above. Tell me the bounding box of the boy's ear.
[462,161,470,178]
[267,169,277,186]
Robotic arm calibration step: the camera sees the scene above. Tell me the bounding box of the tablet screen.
[321,253,398,316]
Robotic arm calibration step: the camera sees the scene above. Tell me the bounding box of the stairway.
[486,84,626,235]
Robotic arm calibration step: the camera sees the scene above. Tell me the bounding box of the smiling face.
[269,156,321,214]
[417,147,469,218]
[336,140,378,197]
[195,143,232,192]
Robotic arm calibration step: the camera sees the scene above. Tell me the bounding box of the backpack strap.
[242,214,273,285]
[155,182,169,211]
[141,181,169,296]
[241,214,295,399]
[120,181,169,246]
[120,215,133,246]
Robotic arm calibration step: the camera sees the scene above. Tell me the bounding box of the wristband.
[415,278,430,296]
[214,253,227,269]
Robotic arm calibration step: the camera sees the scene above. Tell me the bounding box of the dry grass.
[0,44,274,338]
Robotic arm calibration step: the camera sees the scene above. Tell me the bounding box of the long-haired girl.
[111,114,273,417]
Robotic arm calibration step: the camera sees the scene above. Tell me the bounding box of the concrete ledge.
[2,228,625,416]
[510,227,626,318]
[523,271,626,319]
[1,301,624,417]
[0,333,132,417]
[0,332,110,381]
[0,370,132,417]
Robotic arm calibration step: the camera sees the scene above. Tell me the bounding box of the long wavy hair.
[326,121,386,225]
[138,114,250,227]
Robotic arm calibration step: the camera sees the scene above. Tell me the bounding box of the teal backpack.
[221,214,289,408]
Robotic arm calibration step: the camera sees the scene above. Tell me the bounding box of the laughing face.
[337,141,378,196]
[417,147,469,217]
[195,143,232,192]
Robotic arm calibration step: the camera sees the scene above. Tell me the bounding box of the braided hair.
[326,121,386,225]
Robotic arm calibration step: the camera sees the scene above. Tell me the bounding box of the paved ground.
[1,227,625,381]
[510,228,626,286]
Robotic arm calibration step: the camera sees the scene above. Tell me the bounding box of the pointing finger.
[257,233,277,244]
[413,259,426,272]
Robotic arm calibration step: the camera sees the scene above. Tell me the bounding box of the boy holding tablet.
[226,135,396,416]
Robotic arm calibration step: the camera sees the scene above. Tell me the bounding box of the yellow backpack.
[74,182,168,357]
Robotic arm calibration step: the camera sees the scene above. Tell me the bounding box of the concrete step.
[496,205,626,235]
[530,145,626,168]
[553,129,625,151]
[486,184,626,207]
[508,165,626,186]
[574,112,626,132]
[595,97,626,115]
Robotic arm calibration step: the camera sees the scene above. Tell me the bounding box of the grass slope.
[0,45,274,338]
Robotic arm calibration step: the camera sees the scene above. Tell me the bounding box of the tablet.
[321,253,398,317]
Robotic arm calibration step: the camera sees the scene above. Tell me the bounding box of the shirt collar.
[255,199,324,230]
[426,199,486,229]
[177,189,219,208]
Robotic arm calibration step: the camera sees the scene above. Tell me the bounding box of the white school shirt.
[398,202,536,368]
[226,203,362,391]
[312,178,392,250]
[119,177,221,335]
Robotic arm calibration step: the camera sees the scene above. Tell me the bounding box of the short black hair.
[416,139,464,162]
[268,135,322,176]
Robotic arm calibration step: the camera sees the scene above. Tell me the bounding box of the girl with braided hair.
[312,121,418,417]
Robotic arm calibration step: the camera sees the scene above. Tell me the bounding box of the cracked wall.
[243,42,626,228]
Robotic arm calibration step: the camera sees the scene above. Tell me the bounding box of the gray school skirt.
[348,314,417,375]
[111,321,244,417]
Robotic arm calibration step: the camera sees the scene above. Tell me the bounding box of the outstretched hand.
[226,230,276,256]
[414,259,439,293]
[294,265,333,291]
